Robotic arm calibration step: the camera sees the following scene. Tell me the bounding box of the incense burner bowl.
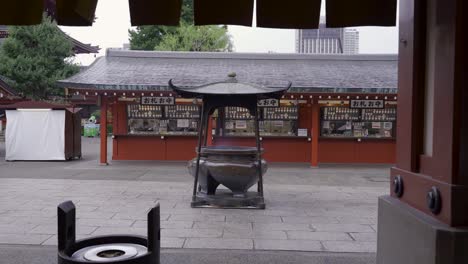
[188,146,267,197]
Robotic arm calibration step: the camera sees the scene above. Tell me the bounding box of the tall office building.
[295,19,359,54]
[343,29,359,54]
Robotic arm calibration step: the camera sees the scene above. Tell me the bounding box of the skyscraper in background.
[295,18,359,54]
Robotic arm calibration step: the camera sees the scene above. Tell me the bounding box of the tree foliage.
[128,0,232,52]
[0,14,79,99]
[155,23,232,52]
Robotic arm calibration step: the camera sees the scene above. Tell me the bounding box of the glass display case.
[321,106,396,139]
[223,107,255,136]
[261,106,299,136]
[222,106,300,137]
[127,104,200,135]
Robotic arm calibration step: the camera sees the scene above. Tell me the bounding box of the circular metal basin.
[189,146,267,197]
[71,243,147,262]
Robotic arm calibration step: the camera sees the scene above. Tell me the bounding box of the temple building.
[59,49,397,165]
[0,25,99,54]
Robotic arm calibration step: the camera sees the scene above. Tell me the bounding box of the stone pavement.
[0,246,376,264]
[0,138,390,253]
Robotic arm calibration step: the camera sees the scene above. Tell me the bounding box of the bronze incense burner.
[170,74,289,209]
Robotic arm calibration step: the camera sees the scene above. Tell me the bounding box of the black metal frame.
[169,78,290,209]
[57,201,160,264]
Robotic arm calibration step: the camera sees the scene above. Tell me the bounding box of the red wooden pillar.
[310,100,319,167]
[377,0,468,263]
[206,115,213,146]
[100,95,108,165]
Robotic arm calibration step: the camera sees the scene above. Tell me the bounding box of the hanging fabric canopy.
[0,0,397,28]
[0,0,44,25]
[326,0,398,28]
[256,0,322,29]
[129,0,182,26]
[55,0,98,26]
[194,0,254,26]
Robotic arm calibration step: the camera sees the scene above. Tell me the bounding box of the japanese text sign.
[141,96,175,105]
[349,99,385,109]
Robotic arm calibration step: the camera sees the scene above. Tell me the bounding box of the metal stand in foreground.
[170,75,290,209]
[57,201,160,264]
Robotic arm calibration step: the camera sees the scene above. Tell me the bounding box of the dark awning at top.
[1,0,397,29]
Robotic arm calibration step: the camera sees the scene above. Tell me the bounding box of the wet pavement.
[0,137,390,254]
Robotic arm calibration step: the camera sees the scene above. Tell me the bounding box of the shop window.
[320,106,396,139]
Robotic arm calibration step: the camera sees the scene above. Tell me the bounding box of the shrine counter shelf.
[214,135,309,139]
[319,136,396,140]
[113,133,198,138]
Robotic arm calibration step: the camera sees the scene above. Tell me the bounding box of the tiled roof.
[0,75,18,96]
[58,49,398,94]
[0,25,99,54]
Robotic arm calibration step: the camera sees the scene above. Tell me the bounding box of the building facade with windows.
[295,20,359,55]
[59,50,397,166]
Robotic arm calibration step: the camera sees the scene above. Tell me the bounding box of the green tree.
[155,23,232,52]
[128,0,232,52]
[0,14,79,99]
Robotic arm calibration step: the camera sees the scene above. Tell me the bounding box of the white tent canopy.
[6,109,66,161]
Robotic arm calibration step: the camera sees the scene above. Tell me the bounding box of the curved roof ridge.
[58,50,398,93]
[106,48,397,61]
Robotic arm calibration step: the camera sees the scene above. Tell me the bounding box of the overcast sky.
[61,0,399,66]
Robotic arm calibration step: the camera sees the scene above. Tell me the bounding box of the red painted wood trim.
[207,116,213,146]
[100,96,108,165]
[396,0,426,172]
[391,167,468,226]
[311,102,319,167]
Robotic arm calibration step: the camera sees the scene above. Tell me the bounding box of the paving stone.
[349,232,377,242]
[76,211,117,219]
[322,241,377,253]
[226,215,282,223]
[0,216,18,224]
[113,213,170,221]
[260,209,309,217]
[162,228,222,238]
[165,208,203,215]
[169,214,225,222]
[223,229,287,239]
[77,218,135,227]
[1,210,55,218]
[0,224,39,234]
[92,227,147,236]
[0,144,388,253]
[311,224,375,233]
[29,224,98,235]
[281,216,339,224]
[287,231,353,241]
[336,216,377,224]
[0,234,52,245]
[254,239,323,251]
[132,220,193,229]
[161,237,185,248]
[254,223,312,231]
[184,238,253,250]
[41,234,88,246]
[194,222,252,230]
